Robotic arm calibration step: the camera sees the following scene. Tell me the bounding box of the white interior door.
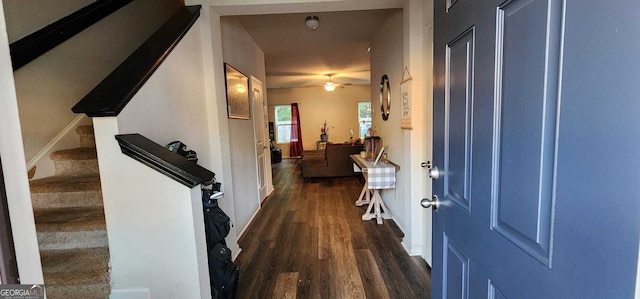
[251,76,268,202]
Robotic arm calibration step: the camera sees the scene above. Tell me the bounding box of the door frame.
[203,0,432,260]
[0,157,19,284]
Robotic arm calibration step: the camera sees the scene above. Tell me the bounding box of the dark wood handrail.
[115,134,215,188]
[72,5,201,117]
[9,0,133,71]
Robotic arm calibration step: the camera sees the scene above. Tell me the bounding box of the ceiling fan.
[264,71,366,89]
[323,75,351,91]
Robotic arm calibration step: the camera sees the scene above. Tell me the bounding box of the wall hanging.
[224,63,250,119]
[400,67,412,129]
[380,75,390,121]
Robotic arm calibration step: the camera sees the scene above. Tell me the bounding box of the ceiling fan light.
[305,16,320,30]
[324,81,336,91]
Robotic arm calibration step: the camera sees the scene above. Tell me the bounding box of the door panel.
[491,0,563,266]
[488,283,507,299]
[443,235,469,299]
[433,0,640,298]
[445,28,474,211]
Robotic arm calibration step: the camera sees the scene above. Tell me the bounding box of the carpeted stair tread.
[76,125,95,137]
[50,147,97,161]
[45,270,108,286]
[45,283,110,299]
[31,190,103,210]
[30,175,101,193]
[34,207,106,232]
[41,248,109,275]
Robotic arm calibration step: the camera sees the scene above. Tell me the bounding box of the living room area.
[269,86,371,178]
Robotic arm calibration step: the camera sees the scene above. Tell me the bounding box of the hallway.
[235,159,431,298]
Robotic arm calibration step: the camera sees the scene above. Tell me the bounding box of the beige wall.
[2,0,96,43]
[6,0,181,164]
[267,85,370,157]
[370,9,405,227]
[220,16,266,235]
[369,1,432,263]
[95,24,212,297]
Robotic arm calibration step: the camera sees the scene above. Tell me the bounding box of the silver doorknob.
[429,166,441,180]
[421,195,439,210]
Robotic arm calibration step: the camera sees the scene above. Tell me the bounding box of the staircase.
[29,125,110,298]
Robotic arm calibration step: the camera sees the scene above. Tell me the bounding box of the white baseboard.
[267,184,274,196]
[27,114,87,170]
[236,205,260,240]
[408,244,424,257]
[230,244,242,261]
[110,288,151,299]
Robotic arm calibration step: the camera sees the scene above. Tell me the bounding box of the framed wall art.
[224,63,250,119]
[400,67,412,130]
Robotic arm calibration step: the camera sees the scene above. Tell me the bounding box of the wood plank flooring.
[235,159,432,298]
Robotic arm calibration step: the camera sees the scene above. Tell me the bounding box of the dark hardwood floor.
[235,159,432,298]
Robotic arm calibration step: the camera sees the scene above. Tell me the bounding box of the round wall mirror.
[380,75,390,121]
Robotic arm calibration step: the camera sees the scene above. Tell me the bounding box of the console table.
[316,141,327,150]
[350,154,400,224]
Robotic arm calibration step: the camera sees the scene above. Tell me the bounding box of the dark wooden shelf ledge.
[115,134,215,188]
[72,5,201,117]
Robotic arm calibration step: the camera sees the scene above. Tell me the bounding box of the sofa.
[301,143,364,178]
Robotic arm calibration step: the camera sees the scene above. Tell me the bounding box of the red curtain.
[289,103,304,157]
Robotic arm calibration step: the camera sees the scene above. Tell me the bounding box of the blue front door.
[432,0,640,297]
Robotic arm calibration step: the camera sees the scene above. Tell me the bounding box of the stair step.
[76,125,96,148]
[35,207,108,250]
[35,207,106,232]
[41,247,109,276]
[30,175,102,209]
[30,175,101,193]
[31,190,103,210]
[51,148,97,161]
[45,283,110,299]
[54,160,99,176]
[50,148,99,176]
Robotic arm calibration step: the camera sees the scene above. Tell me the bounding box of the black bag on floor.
[203,197,231,247]
[209,243,240,299]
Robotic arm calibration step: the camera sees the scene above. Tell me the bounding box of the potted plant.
[320,120,332,142]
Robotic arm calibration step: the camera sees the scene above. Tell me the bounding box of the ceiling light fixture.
[305,16,320,30]
[324,75,336,92]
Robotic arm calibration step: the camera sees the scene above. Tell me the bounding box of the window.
[274,105,292,143]
[358,102,372,138]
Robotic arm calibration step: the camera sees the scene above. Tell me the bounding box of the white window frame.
[358,101,372,139]
[274,105,292,144]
